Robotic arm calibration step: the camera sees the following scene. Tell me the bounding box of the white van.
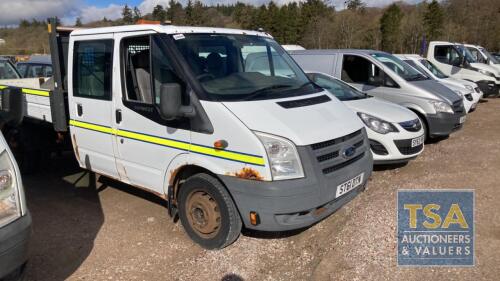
[426,41,500,97]
[396,54,481,113]
[0,23,373,249]
[289,49,466,141]
[464,44,500,73]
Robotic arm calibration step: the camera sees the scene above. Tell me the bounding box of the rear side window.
[73,40,114,100]
[434,46,460,65]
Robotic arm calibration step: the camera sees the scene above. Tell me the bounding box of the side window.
[44,65,53,77]
[29,65,45,78]
[342,55,397,88]
[73,40,113,100]
[435,46,461,66]
[121,35,184,105]
[0,61,19,79]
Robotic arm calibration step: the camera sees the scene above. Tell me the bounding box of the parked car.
[0,58,21,80]
[0,124,31,280]
[306,71,424,164]
[465,44,500,73]
[289,49,466,141]
[396,54,481,113]
[426,41,500,97]
[16,55,52,78]
[282,45,306,51]
[0,21,374,249]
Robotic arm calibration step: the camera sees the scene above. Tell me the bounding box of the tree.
[122,4,134,24]
[380,3,403,53]
[75,17,83,27]
[346,0,365,11]
[133,6,142,22]
[423,0,444,41]
[152,5,167,22]
[166,0,185,24]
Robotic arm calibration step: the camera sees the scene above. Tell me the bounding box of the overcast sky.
[0,0,424,26]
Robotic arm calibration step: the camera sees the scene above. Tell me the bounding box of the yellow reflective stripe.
[190,145,265,166]
[22,88,50,97]
[69,119,265,166]
[0,85,7,90]
[69,120,115,134]
[116,130,190,151]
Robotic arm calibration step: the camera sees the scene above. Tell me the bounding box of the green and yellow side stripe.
[0,85,51,97]
[69,119,265,167]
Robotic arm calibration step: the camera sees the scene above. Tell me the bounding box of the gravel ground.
[24,99,500,281]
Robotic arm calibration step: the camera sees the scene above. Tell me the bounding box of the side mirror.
[0,88,24,127]
[159,83,195,120]
[368,76,384,87]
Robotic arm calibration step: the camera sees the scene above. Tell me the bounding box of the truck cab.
[426,41,500,97]
[2,23,373,249]
[464,44,500,73]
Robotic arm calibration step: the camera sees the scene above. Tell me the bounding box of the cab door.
[112,33,191,194]
[68,35,119,178]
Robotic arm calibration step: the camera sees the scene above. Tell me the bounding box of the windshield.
[371,53,428,81]
[418,59,448,79]
[479,48,499,64]
[0,60,20,80]
[455,45,477,63]
[307,72,367,101]
[171,34,315,101]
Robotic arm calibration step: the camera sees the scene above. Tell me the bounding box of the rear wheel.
[178,173,242,249]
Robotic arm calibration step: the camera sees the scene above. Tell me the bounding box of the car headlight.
[0,150,21,228]
[254,132,304,180]
[429,100,454,114]
[357,112,399,134]
[478,69,495,78]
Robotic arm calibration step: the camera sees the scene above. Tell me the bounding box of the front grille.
[369,139,388,155]
[399,119,422,132]
[311,129,362,150]
[308,129,368,175]
[394,139,424,155]
[452,100,464,114]
[465,94,473,101]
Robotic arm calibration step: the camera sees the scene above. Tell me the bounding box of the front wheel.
[178,173,242,249]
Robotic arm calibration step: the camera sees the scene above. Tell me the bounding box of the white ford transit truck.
[0,20,373,249]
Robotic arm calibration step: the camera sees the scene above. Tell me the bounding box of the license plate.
[411,135,424,148]
[460,116,467,124]
[336,173,364,198]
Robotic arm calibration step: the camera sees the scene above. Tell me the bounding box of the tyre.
[177,173,242,249]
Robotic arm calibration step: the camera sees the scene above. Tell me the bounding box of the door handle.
[77,104,83,116]
[116,109,122,124]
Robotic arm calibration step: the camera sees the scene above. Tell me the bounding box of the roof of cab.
[70,24,272,38]
[288,49,386,56]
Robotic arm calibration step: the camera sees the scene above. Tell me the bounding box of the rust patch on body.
[234,167,263,181]
[71,134,80,162]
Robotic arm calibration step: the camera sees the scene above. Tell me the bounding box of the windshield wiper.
[242,84,293,101]
[407,74,426,81]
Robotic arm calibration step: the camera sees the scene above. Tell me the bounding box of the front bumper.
[0,212,31,280]
[475,80,498,97]
[220,145,373,231]
[367,125,424,164]
[426,111,465,138]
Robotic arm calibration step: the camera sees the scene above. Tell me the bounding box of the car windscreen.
[371,53,428,81]
[307,72,368,101]
[419,59,448,79]
[455,45,477,63]
[171,34,316,101]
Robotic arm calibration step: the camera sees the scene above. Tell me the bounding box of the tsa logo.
[397,190,474,266]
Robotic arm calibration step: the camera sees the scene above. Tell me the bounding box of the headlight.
[465,85,474,91]
[478,69,495,77]
[254,132,304,180]
[0,150,20,227]
[357,112,399,134]
[429,100,454,114]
